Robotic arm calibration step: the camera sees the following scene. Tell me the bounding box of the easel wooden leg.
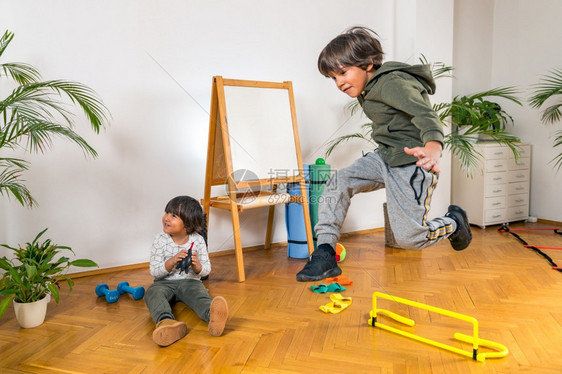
[230,204,246,282]
[299,180,315,255]
[264,205,275,249]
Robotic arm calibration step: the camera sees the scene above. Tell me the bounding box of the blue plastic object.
[95,283,119,303]
[285,165,310,258]
[117,281,145,300]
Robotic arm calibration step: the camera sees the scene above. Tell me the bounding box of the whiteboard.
[223,85,299,182]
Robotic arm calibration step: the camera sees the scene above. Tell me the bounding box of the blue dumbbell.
[95,283,119,303]
[117,281,145,300]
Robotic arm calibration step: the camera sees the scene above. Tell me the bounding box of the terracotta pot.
[13,295,49,328]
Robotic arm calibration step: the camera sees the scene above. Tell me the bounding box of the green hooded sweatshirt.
[357,61,444,167]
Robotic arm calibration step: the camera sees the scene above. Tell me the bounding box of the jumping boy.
[296,26,472,282]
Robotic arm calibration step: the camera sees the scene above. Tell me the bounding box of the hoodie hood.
[366,61,436,95]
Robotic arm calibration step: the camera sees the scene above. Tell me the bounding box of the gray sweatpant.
[145,279,212,324]
[316,149,456,250]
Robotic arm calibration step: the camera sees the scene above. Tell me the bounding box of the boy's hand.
[165,250,188,272]
[191,252,202,274]
[404,141,443,173]
[173,249,188,264]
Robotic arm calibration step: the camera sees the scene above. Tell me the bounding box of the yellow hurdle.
[368,292,508,362]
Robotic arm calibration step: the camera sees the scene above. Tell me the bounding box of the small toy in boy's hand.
[176,242,193,273]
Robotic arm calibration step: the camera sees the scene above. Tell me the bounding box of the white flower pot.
[13,295,49,328]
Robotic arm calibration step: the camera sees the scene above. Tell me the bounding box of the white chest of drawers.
[451,143,531,228]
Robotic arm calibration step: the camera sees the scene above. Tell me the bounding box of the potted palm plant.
[529,67,562,170]
[0,228,98,328]
[324,57,522,175]
[0,30,107,327]
[0,29,109,207]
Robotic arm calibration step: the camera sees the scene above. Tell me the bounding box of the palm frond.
[345,100,363,116]
[458,87,523,106]
[0,30,111,207]
[0,164,36,206]
[1,62,41,85]
[529,68,562,108]
[1,80,109,132]
[444,134,483,175]
[550,129,562,171]
[529,69,562,125]
[0,31,41,84]
[0,157,30,170]
[44,80,109,133]
[3,115,98,157]
[432,64,454,80]
[418,54,454,80]
[540,102,562,124]
[0,30,14,57]
[2,85,76,126]
[324,132,375,159]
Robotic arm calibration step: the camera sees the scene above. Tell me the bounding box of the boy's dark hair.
[165,196,204,235]
[318,26,384,77]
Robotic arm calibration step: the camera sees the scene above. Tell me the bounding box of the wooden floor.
[1,221,562,373]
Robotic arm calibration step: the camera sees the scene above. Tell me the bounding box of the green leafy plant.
[324,57,522,174]
[0,30,109,207]
[0,228,98,319]
[529,68,562,170]
[437,87,522,172]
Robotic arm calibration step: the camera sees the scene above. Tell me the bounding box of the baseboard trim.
[69,262,150,279]
[537,218,562,225]
[67,227,386,278]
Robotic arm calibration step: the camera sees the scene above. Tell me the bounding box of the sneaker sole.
[296,265,342,282]
[152,321,187,347]
[208,296,228,337]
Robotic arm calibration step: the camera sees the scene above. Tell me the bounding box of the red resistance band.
[498,225,562,273]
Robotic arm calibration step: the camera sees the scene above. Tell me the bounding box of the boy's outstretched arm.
[404,141,443,173]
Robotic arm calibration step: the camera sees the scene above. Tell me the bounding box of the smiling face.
[162,212,187,238]
[329,65,375,98]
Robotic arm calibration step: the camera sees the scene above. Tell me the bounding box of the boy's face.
[329,65,375,98]
[162,212,187,238]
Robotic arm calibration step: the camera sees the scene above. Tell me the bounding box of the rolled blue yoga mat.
[285,165,310,259]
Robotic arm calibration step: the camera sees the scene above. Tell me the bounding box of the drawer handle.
[494,164,503,168]
[492,214,501,218]
[494,152,503,155]
[493,177,502,181]
[516,210,524,214]
[516,174,524,178]
[493,189,503,193]
[515,199,524,202]
[516,187,524,190]
[492,202,502,206]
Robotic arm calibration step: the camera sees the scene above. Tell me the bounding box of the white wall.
[0,0,454,271]
[453,0,562,222]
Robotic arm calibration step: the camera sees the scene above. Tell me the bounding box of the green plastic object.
[308,160,330,250]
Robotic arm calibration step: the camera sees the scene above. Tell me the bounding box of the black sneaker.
[445,205,472,251]
[296,244,342,282]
